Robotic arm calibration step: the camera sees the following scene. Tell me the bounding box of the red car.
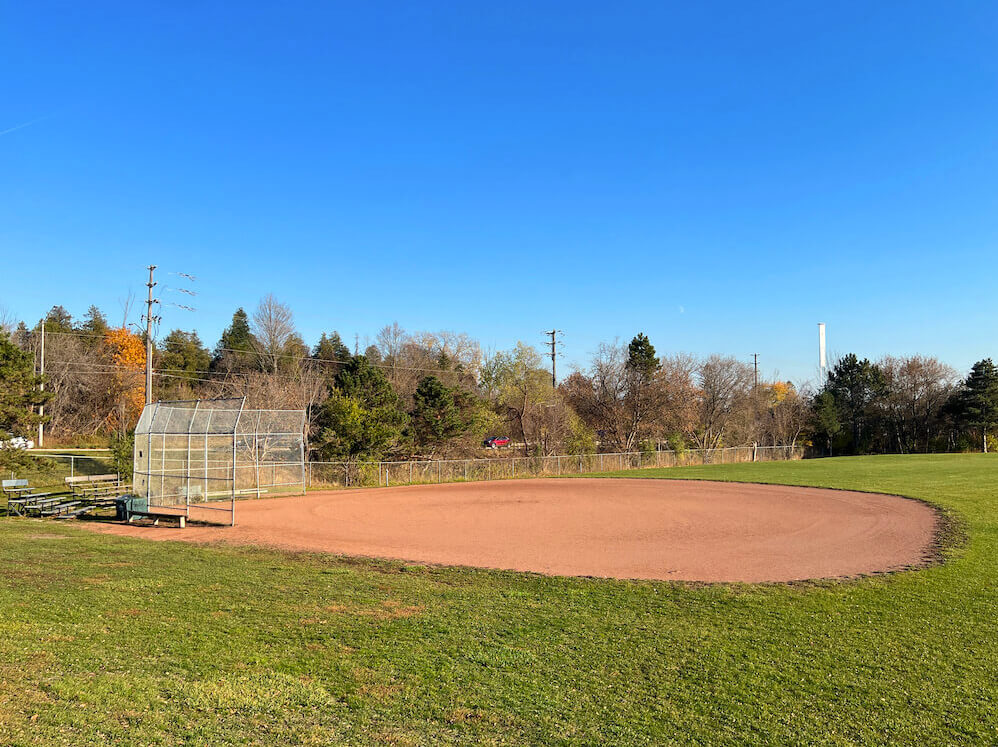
[483,436,511,449]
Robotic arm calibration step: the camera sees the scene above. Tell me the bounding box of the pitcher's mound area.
[89,479,939,582]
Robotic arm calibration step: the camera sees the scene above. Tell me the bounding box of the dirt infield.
[86,479,939,582]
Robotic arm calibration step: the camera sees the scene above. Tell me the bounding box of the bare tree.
[659,354,699,442]
[562,341,675,452]
[252,295,297,374]
[588,341,628,450]
[0,305,16,336]
[693,355,754,449]
[376,322,407,386]
[761,381,811,448]
[877,355,958,452]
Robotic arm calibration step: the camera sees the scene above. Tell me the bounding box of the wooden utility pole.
[37,320,45,447]
[752,353,759,389]
[543,330,561,388]
[145,265,158,405]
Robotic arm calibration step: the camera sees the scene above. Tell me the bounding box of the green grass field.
[1,455,996,745]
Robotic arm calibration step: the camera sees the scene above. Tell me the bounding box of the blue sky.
[2,1,996,384]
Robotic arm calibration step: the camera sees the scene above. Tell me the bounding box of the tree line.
[2,297,997,460]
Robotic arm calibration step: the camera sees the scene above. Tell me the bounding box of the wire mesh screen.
[133,398,305,525]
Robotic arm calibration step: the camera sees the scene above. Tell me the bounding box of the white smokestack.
[818,323,827,380]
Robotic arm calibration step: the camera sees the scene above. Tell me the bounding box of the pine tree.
[312,332,352,382]
[159,330,211,380]
[80,306,109,345]
[626,333,659,378]
[313,356,408,459]
[811,390,842,456]
[43,305,73,333]
[313,332,351,362]
[0,333,50,438]
[411,375,466,451]
[825,354,886,453]
[959,359,998,453]
[212,308,258,371]
[621,333,664,450]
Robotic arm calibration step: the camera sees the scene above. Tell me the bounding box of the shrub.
[110,431,135,479]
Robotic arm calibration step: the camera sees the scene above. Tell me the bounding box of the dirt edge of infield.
[75,478,949,585]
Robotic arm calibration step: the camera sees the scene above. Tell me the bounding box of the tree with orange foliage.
[103,327,146,432]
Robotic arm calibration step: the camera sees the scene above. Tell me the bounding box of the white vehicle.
[0,437,34,450]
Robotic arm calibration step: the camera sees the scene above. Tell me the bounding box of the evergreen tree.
[824,354,886,453]
[958,359,998,452]
[626,333,659,378]
[313,332,352,379]
[621,333,664,449]
[80,306,109,343]
[313,356,408,459]
[410,375,466,451]
[811,390,842,456]
[13,322,30,349]
[43,305,73,333]
[0,333,50,438]
[313,332,351,362]
[212,308,258,371]
[159,330,212,380]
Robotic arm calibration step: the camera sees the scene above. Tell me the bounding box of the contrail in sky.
[0,115,50,137]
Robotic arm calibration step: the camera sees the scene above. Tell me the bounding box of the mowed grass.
[1,455,996,745]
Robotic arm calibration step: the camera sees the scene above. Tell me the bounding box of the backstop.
[133,397,306,525]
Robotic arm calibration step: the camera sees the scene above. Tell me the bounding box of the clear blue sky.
[3,1,996,384]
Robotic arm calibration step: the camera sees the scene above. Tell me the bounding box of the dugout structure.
[133,398,306,525]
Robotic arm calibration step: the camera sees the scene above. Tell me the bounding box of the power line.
[35,329,479,376]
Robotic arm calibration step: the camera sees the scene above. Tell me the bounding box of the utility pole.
[145,265,159,405]
[818,322,827,382]
[542,330,562,388]
[752,353,759,389]
[38,320,45,447]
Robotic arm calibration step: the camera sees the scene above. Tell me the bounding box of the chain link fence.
[307,445,804,490]
[4,452,117,493]
[134,398,306,525]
